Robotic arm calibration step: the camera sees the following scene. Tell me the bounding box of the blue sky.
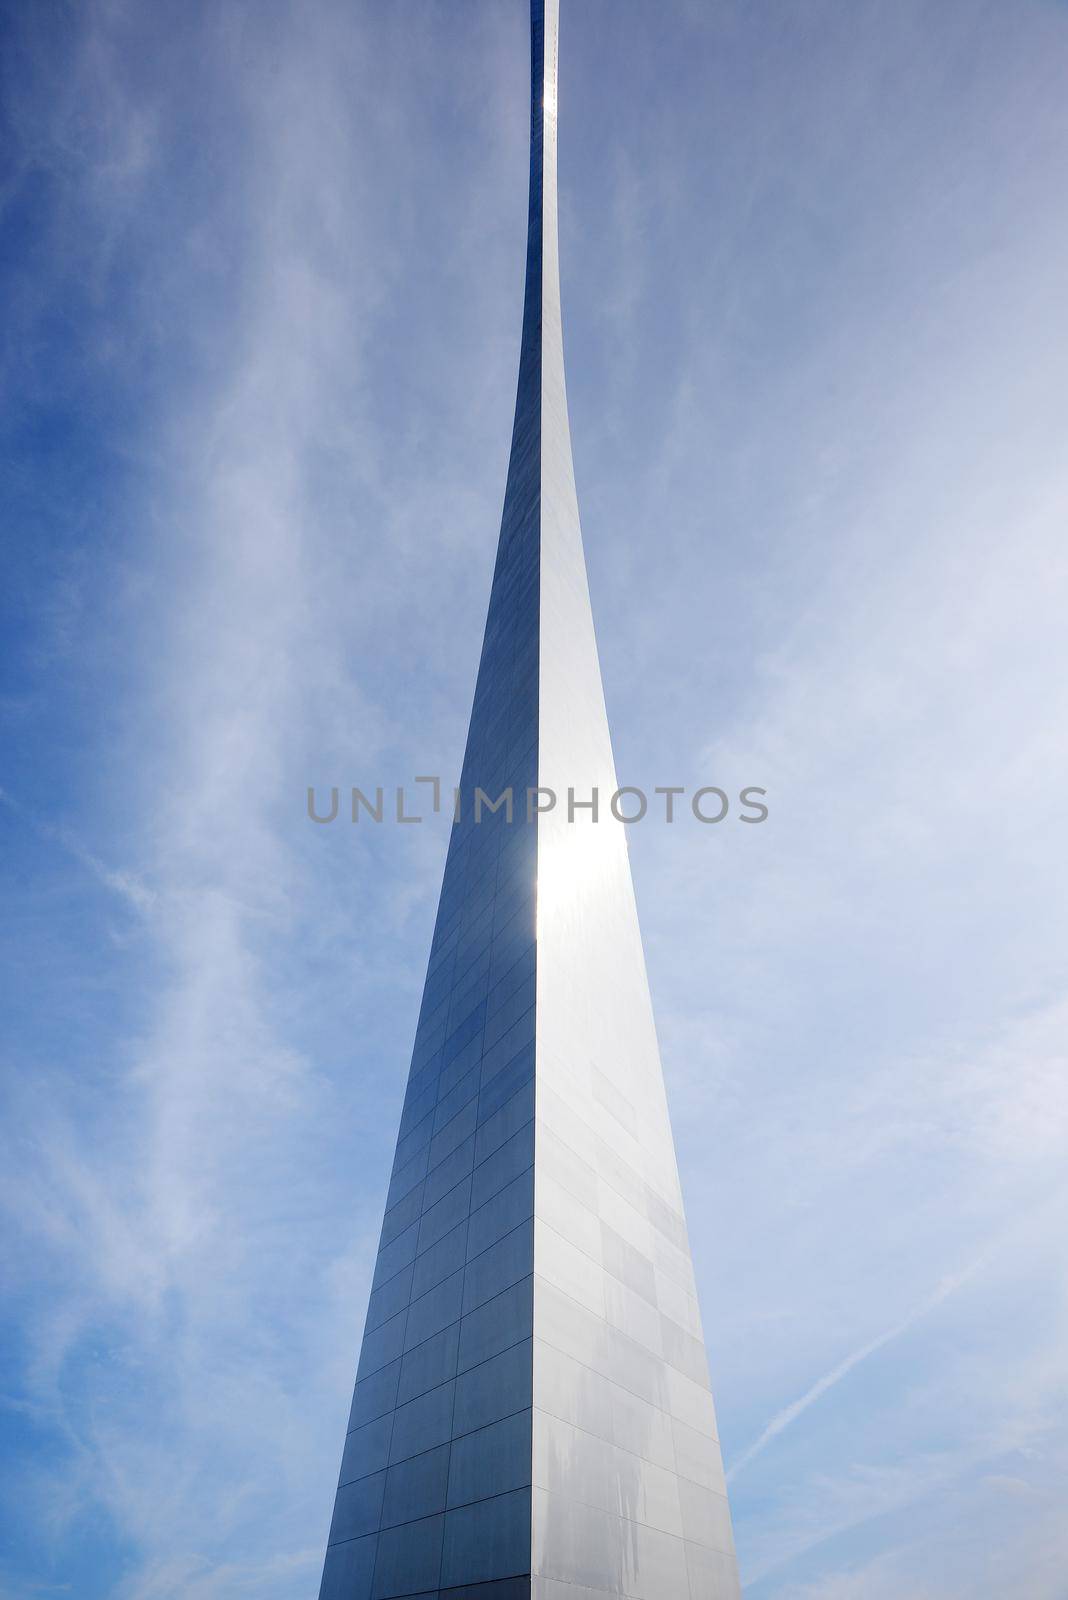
[2,0,1067,1596]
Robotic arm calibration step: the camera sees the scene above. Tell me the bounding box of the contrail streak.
[726,1257,984,1482]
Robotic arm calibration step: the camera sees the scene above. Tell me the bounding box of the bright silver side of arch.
[532,3,740,1595]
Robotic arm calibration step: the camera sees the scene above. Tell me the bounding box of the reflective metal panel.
[380,1444,451,1531]
[440,1487,532,1590]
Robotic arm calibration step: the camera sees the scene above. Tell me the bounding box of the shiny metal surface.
[318,3,738,1595]
[531,1,739,1594]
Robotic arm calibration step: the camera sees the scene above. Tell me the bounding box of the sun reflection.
[535,794,619,941]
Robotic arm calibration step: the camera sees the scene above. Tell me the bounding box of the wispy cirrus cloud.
[1,1,525,1593]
